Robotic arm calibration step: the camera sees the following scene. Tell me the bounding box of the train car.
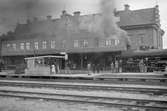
[121,49,167,72]
[24,55,66,75]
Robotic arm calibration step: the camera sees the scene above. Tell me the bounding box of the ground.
[0,97,124,111]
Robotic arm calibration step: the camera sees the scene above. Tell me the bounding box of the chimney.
[124,4,130,11]
[73,11,81,17]
[47,15,52,20]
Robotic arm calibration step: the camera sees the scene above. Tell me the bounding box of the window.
[26,42,30,50]
[34,42,39,50]
[12,44,16,50]
[62,40,66,48]
[20,43,24,50]
[105,39,116,46]
[140,37,144,44]
[105,40,110,46]
[83,40,88,47]
[74,40,79,48]
[94,38,99,47]
[105,40,111,46]
[42,41,47,49]
[99,40,105,47]
[7,43,11,48]
[138,34,145,44]
[115,39,120,45]
[51,41,56,49]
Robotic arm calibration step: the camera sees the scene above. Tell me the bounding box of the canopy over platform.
[121,49,167,57]
[24,55,65,60]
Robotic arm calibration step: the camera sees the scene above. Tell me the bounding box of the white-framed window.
[105,40,112,46]
[94,38,99,47]
[12,43,16,50]
[115,39,120,45]
[138,34,145,45]
[105,40,110,46]
[7,43,11,48]
[83,40,88,47]
[99,40,105,47]
[62,40,66,48]
[51,40,56,49]
[20,43,24,50]
[26,42,30,50]
[42,41,47,49]
[34,42,39,50]
[74,40,79,48]
[105,39,115,46]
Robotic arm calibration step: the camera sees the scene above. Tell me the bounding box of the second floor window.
[42,41,47,49]
[34,42,39,50]
[83,40,88,47]
[26,42,30,50]
[115,39,120,45]
[51,41,56,49]
[62,40,66,48]
[12,44,16,50]
[20,43,24,50]
[74,40,79,48]
[138,34,145,45]
[7,44,11,48]
[105,39,115,46]
[105,40,111,46]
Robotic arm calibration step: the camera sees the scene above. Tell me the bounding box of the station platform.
[0,71,165,77]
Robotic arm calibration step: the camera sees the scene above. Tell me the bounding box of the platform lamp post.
[60,52,68,69]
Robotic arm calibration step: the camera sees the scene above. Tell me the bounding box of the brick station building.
[0,5,164,71]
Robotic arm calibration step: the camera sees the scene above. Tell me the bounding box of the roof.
[117,8,157,26]
[24,55,65,60]
[2,5,159,40]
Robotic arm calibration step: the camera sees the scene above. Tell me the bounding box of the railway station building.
[0,5,164,73]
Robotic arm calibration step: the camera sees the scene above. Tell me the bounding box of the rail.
[0,89,166,110]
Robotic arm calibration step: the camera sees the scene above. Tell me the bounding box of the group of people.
[87,59,148,73]
[110,60,122,73]
[87,63,103,73]
[87,60,123,73]
[138,59,147,72]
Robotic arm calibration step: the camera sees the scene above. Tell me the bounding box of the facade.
[0,5,164,71]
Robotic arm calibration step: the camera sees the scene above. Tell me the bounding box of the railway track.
[0,80,167,95]
[0,89,166,110]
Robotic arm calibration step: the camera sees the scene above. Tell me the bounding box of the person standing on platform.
[139,59,145,73]
[144,58,148,72]
[110,62,114,73]
[115,60,119,73]
[87,63,91,74]
[56,64,60,74]
[119,60,122,73]
[51,64,56,74]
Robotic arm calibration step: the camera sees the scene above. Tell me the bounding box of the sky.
[0,0,167,48]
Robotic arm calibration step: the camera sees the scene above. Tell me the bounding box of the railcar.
[24,55,66,75]
[121,49,167,73]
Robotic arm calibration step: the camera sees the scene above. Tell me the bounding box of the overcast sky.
[0,0,166,48]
